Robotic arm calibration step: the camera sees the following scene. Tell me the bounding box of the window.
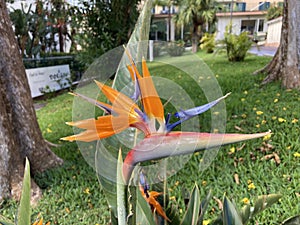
[258,20,264,32]
[259,2,270,11]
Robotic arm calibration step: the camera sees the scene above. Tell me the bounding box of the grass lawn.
[0,51,299,224]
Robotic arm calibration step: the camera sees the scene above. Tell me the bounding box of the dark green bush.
[153,41,165,57]
[166,40,185,57]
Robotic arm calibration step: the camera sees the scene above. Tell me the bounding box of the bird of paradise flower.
[62,49,270,220]
[62,50,269,180]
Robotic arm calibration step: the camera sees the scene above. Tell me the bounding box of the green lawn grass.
[0,51,299,224]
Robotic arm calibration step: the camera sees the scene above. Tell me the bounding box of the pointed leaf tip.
[18,157,31,225]
[68,92,78,97]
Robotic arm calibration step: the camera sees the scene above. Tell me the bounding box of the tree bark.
[192,22,200,53]
[0,0,63,201]
[254,0,300,89]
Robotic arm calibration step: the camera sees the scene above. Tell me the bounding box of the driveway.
[248,46,278,56]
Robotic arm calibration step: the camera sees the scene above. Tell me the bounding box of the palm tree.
[175,0,217,53]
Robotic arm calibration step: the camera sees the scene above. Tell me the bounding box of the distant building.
[150,1,283,46]
[150,5,180,42]
[215,0,283,44]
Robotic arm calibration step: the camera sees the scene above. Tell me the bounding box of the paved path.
[248,46,278,56]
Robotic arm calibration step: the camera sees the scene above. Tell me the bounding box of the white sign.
[26,65,71,98]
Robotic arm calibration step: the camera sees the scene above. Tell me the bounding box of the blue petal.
[175,93,231,120]
[130,66,141,101]
[134,108,148,122]
[131,78,141,101]
[140,172,150,197]
[165,113,171,125]
[167,93,230,132]
[166,119,182,132]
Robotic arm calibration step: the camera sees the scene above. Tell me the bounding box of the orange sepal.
[61,130,100,142]
[140,187,170,222]
[62,113,141,142]
[32,218,47,225]
[94,80,140,115]
[138,58,164,122]
[147,191,171,222]
[127,64,142,81]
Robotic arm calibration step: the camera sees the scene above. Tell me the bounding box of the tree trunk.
[0,0,63,201]
[59,23,64,52]
[254,0,300,89]
[192,23,200,53]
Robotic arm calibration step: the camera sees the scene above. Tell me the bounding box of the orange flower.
[32,218,50,225]
[139,173,170,221]
[62,48,270,182]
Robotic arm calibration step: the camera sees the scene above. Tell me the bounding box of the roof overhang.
[216,11,267,17]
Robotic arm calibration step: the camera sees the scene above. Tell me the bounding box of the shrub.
[153,41,164,57]
[200,33,216,53]
[266,3,283,21]
[166,40,185,56]
[221,25,253,61]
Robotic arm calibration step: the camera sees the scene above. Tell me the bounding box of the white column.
[171,19,175,41]
[149,40,154,62]
[181,24,184,40]
[166,19,169,41]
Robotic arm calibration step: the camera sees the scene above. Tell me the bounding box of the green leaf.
[180,184,201,225]
[166,204,181,225]
[136,185,156,225]
[95,142,120,224]
[239,204,251,224]
[0,221,15,225]
[247,194,282,222]
[197,189,212,225]
[117,150,127,225]
[112,0,153,91]
[223,196,243,225]
[95,2,154,223]
[281,215,300,225]
[17,157,31,225]
[0,215,14,225]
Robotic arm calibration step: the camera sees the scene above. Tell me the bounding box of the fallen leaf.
[273,152,281,165]
[213,196,223,210]
[261,154,274,161]
[234,125,244,131]
[234,173,240,185]
[65,207,70,214]
[237,143,246,151]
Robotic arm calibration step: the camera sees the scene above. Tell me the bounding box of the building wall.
[217,0,281,12]
[243,0,278,11]
[266,16,282,46]
[216,14,267,40]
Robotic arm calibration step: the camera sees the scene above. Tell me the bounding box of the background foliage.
[8,0,140,66]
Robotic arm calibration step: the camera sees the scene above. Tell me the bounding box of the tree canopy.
[175,0,217,52]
